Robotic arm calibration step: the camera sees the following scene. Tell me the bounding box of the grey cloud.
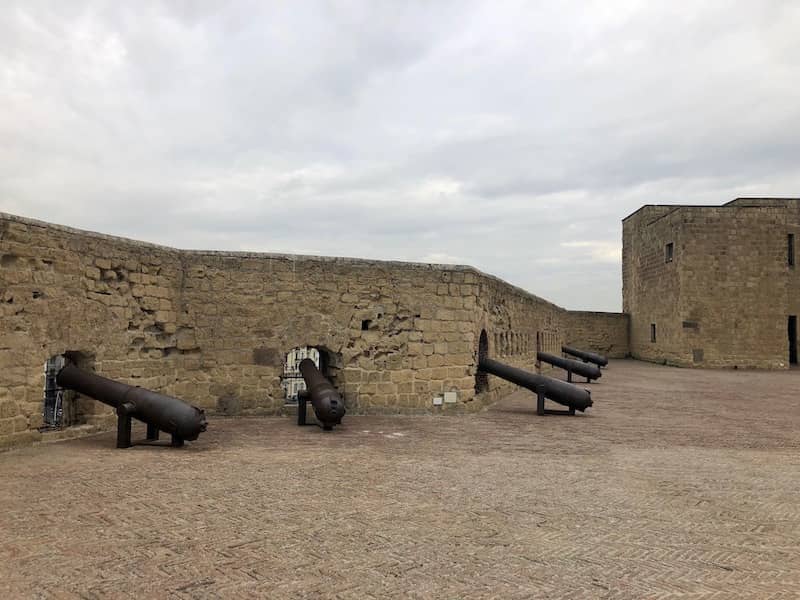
[2,1,800,312]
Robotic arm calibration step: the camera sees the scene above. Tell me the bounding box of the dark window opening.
[475,330,489,393]
[361,319,371,331]
[665,242,674,263]
[788,234,795,267]
[650,323,657,343]
[789,316,797,365]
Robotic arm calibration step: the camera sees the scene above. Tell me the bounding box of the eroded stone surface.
[0,212,627,448]
[623,198,800,368]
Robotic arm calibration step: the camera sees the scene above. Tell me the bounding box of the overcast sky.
[2,1,799,311]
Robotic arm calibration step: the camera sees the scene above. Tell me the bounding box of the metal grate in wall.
[42,355,66,429]
[281,347,321,402]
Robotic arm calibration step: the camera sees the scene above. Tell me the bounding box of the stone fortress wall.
[0,213,628,449]
[623,198,800,368]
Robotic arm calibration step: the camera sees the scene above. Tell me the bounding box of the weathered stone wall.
[0,212,626,448]
[623,199,800,368]
[622,205,684,364]
[175,252,487,416]
[564,311,629,358]
[0,215,188,448]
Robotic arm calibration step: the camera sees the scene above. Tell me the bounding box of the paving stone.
[0,359,798,598]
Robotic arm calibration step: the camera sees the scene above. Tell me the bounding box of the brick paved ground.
[1,359,799,599]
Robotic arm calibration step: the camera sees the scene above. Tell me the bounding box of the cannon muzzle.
[299,358,345,430]
[478,357,592,412]
[561,346,608,367]
[537,351,601,382]
[56,364,207,446]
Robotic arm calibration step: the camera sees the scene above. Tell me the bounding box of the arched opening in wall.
[475,330,489,394]
[281,346,342,403]
[41,351,94,430]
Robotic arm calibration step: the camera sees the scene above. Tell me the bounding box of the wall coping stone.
[622,197,800,222]
[0,211,569,313]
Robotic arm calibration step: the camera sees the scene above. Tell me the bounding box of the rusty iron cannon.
[561,345,608,367]
[297,358,345,430]
[478,356,592,415]
[537,351,601,383]
[56,364,207,448]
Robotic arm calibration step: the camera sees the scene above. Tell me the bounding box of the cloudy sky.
[2,1,799,310]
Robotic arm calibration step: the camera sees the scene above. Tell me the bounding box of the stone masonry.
[623,197,800,368]
[0,213,627,449]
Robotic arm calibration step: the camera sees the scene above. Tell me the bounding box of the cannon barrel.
[299,359,345,430]
[537,351,601,381]
[56,364,207,441]
[561,345,608,367]
[478,357,592,411]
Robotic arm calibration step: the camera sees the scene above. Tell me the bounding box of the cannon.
[537,351,601,383]
[297,358,345,430]
[56,364,207,448]
[562,345,608,367]
[478,356,592,415]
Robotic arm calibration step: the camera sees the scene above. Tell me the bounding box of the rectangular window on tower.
[650,323,657,343]
[665,242,674,263]
[788,234,795,267]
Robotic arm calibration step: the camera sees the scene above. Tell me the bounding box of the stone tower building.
[623,197,800,368]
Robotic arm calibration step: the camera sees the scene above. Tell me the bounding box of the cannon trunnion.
[56,364,207,448]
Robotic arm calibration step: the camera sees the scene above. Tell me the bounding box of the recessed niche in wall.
[41,352,93,430]
[280,346,343,404]
[475,329,489,393]
[281,346,321,403]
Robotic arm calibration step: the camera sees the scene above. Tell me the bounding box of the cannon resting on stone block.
[478,356,592,415]
[296,358,345,430]
[56,364,207,448]
[537,351,601,383]
[561,345,608,368]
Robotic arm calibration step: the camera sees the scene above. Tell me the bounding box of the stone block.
[427,355,444,367]
[176,330,198,351]
[390,370,413,384]
[0,401,17,418]
[0,430,41,449]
